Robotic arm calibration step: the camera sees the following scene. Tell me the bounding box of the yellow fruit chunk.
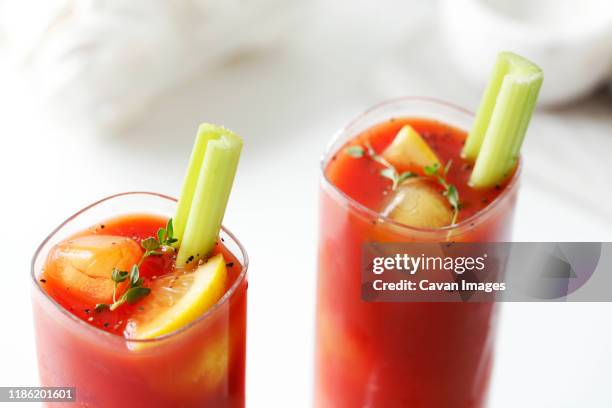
[128,253,227,339]
[382,125,441,171]
[45,235,142,304]
[382,178,452,228]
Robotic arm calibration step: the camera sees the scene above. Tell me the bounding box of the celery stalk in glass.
[463,52,543,188]
[175,124,243,267]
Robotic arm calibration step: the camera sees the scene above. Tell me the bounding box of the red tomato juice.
[31,194,247,408]
[315,113,519,407]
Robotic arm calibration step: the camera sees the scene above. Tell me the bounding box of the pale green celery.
[175,124,243,267]
[462,52,543,189]
[174,125,217,247]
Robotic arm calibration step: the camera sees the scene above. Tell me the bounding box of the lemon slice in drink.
[127,253,227,339]
[382,124,441,171]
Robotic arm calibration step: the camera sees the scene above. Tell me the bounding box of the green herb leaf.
[422,162,461,226]
[129,265,140,287]
[355,141,418,191]
[155,218,177,247]
[103,220,180,312]
[397,171,417,184]
[141,237,160,251]
[346,146,365,158]
[445,184,459,208]
[424,163,440,176]
[380,167,400,190]
[166,218,174,240]
[380,167,397,181]
[157,228,166,244]
[111,268,129,283]
[124,287,151,304]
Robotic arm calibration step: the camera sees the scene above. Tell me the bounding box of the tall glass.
[315,98,520,407]
[31,192,248,407]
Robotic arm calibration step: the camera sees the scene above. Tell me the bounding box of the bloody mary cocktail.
[32,123,246,407]
[315,97,522,407]
[32,192,248,407]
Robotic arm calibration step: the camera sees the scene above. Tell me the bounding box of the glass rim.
[319,96,522,234]
[30,191,249,344]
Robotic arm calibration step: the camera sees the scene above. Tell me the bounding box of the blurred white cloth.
[0,0,303,135]
[439,0,612,106]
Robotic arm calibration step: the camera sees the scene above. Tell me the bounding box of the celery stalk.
[174,126,218,247]
[462,56,510,161]
[175,124,243,267]
[463,52,543,188]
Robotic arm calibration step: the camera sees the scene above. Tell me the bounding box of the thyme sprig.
[95,218,178,312]
[346,144,460,225]
[424,161,460,225]
[346,144,417,190]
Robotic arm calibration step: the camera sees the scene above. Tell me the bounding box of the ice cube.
[382,178,453,228]
[44,235,142,304]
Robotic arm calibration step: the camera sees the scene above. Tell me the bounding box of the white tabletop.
[1,1,612,407]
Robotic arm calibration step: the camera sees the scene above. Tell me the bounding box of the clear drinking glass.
[31,192,248,407]
[315,98,520,407]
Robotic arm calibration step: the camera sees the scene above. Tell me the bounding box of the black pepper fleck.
[39,279,46,283]
[226,262,234,267]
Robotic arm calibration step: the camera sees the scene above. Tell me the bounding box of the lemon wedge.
[129,253,227,339]
[382,125,440,171]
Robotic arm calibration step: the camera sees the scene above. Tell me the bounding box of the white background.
[1,1,612,407]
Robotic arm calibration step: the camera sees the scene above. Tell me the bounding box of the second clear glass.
[315,97,520,407]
